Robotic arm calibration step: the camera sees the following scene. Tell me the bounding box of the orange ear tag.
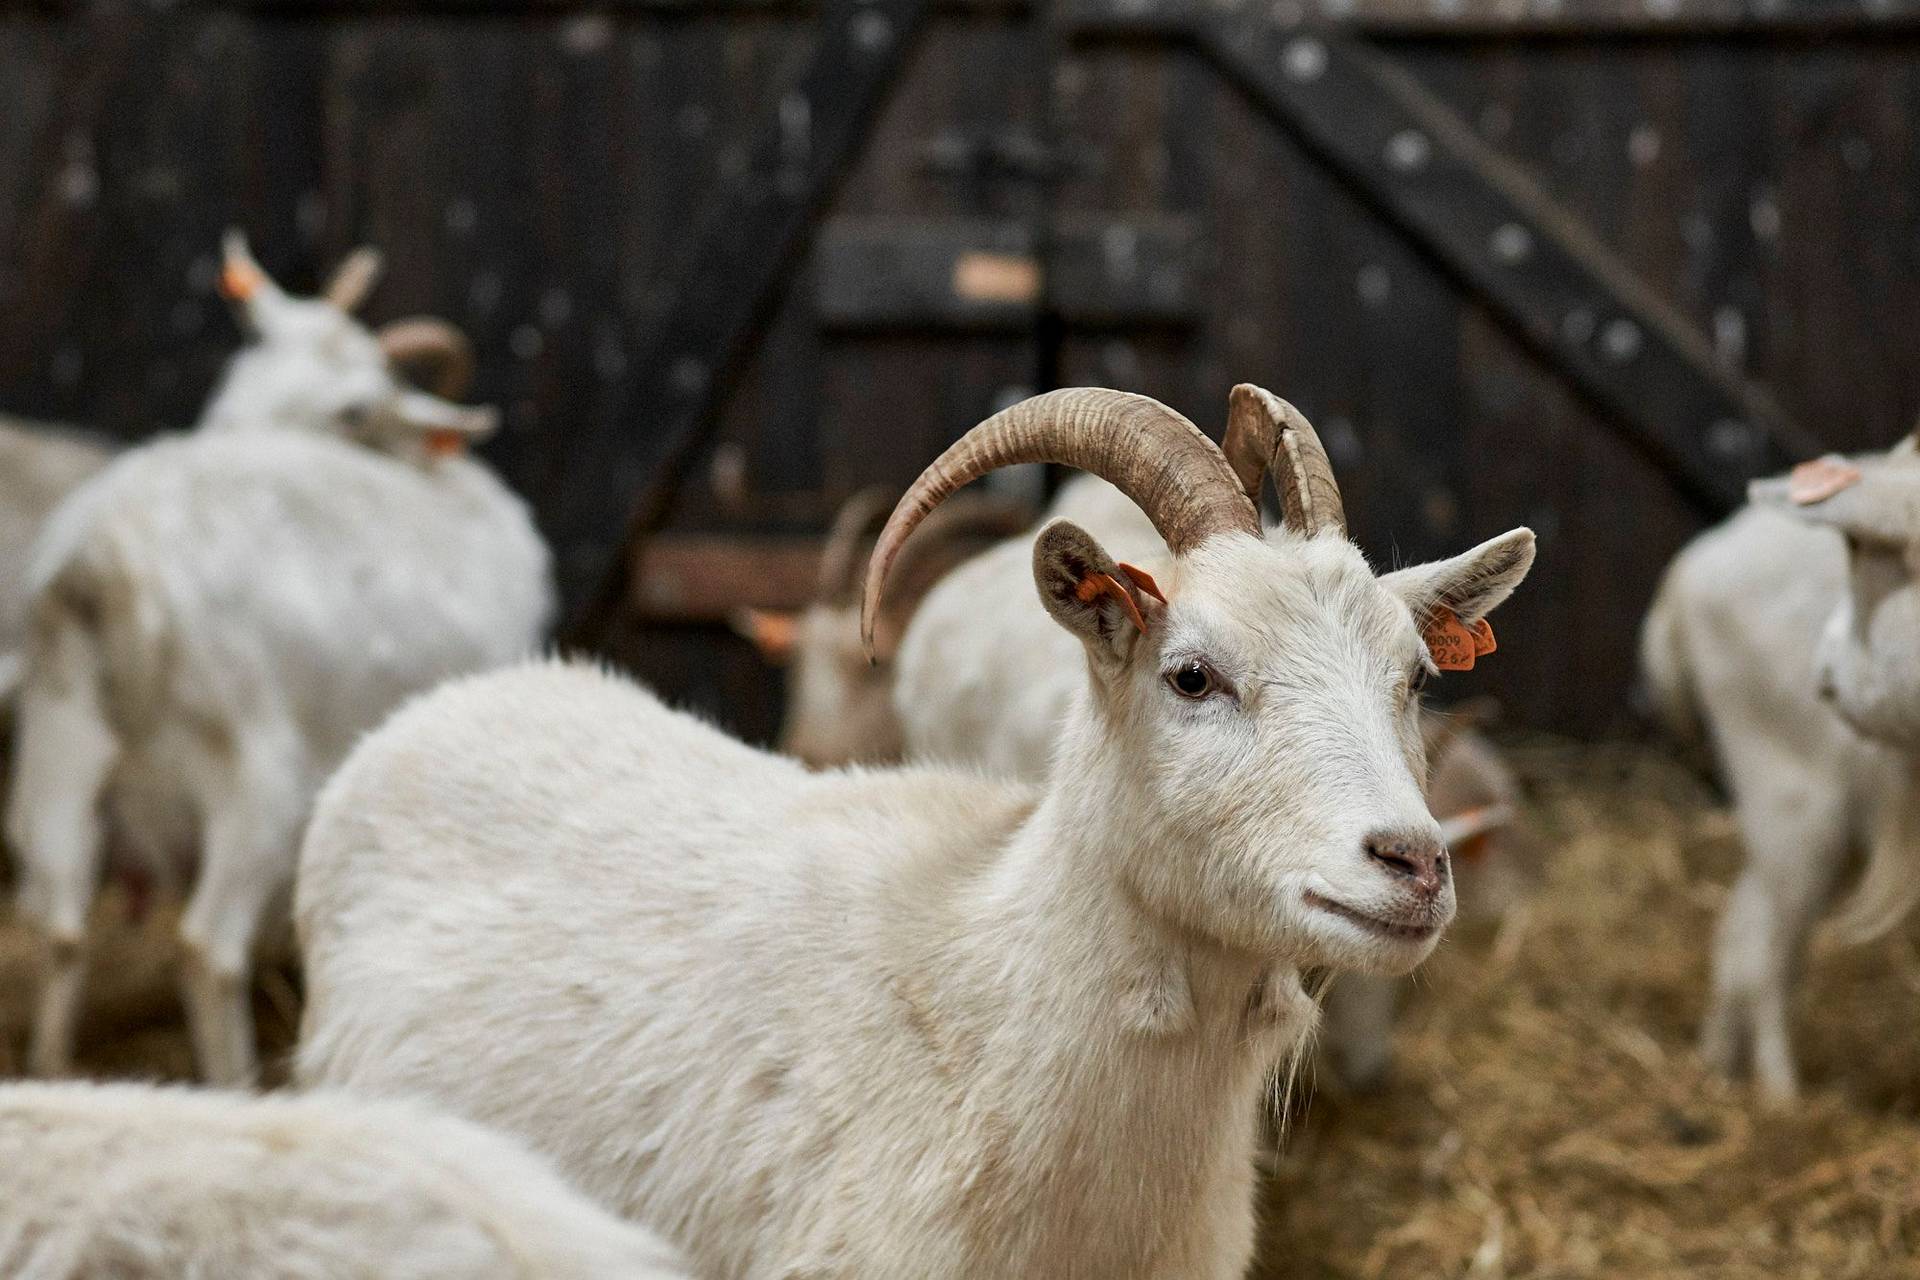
[1116,562,1165,604]
[1454,831,1494,864]
[1788,456,1862,505]
[424,429,469,460]
[1424,606,1495,672]
[1075,571,1150,635]
[219,261,264,302]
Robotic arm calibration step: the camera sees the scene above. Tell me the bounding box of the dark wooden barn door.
[4,4,1919,740]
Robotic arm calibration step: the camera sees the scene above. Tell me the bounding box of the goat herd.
[0,232,1911,1277]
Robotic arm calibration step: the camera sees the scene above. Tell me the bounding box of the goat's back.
[26,431,551,763]
[0,1080,688,1280]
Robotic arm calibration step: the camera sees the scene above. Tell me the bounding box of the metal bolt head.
[1490,223,1533,264]
[1282,37,1327,82]
[1600,318,1643,362]
[1385,129,1431,172]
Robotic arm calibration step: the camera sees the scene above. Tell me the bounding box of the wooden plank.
[814,213,1199,331]
[1179,21,1822,514]
[630,534,824,620]
[1059,0,1920,33]
[214,0,1920,35]
[552,0,933,639]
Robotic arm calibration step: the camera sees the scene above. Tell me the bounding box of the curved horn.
[323,246,385,313]
[378,317,476,400]
[816,487,899,605]
[1220,383,1346,537]
[862,387,1258,651]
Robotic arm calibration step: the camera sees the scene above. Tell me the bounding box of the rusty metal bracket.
[1067,4,1824,513]
[559,0,933,641]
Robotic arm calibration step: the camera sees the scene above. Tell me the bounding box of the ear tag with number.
[1424,606,1497,672]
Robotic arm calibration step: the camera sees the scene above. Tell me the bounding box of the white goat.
[897,418,1537,1089]
[297,385,1533,1278]
[0,1081,688,1279]
[1641,443,1920,1102]
[5,233,552,1085]
[4,234,459,704]
[734,486,1031,766]
[0,420,112,706]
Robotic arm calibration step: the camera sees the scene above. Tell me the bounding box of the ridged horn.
[378,317,475,400]
[861,388,1259,651]
[323,247,384,313]
[1220,383,1346,537]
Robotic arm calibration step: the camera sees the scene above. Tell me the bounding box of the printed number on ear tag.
[1788,456,1862,506]
[1424,607,1496,673]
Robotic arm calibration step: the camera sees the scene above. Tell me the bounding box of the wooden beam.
[814,214,1200,331]
[631,535,825,621]
[553,0,933,640]
[1061,0,1920,34]
[211,0,1920,34]
[1173,19,1821,514]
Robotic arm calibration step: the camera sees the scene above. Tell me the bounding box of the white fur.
[5,240,551,1085]
[0,419,112,671]
[1643,461,1920,1103]
[297,485,1530,1277]
[0,1081,688,1280]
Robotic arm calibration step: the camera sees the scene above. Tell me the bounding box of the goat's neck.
[923,746,1307,1133]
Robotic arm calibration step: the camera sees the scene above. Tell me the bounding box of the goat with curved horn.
[378,319,476,401]
[862,387,1259,650]
[1220,383,1346,537]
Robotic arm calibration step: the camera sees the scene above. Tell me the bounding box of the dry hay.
[1255,740,1920,1280]
[1,743,1916,1277]
[0,889,300,1083]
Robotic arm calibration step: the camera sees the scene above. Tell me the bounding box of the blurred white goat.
[5,231,552,1084]
[1642,440,1920,1102]
[0,1081,689,1279]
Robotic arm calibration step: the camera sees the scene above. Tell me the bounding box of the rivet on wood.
[1600,319,1642,363]
[1282,38,1327,82]
[1490,223,1533,264]
[1385,130,1430,172]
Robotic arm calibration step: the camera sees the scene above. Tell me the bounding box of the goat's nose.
[1365,831,1448,896]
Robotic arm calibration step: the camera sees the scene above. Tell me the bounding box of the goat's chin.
[1291,893,1451,976]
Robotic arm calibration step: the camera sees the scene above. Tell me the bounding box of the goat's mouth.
[1303,891,1443,943]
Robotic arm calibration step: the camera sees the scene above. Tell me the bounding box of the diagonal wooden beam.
[1067,4,1821,514]
[1200,19,1823,512]
[559,0,933,641]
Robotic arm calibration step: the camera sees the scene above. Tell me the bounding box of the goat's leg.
[6,628,116,1078]
[1703,778,1848,1104]
[179,744,303,1087]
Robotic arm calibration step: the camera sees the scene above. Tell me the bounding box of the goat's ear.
[217,229,287,319]
[1383,529,1534,670]
[732,608,799,666]
[1751,456,1920,549]
[384,390,499,461]
[1033,519,1161,661]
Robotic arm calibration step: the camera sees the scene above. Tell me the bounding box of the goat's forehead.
[1169,533,1409,653]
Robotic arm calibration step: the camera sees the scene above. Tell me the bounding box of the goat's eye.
[1168,661,1215,699]
[1408,666,1431,696]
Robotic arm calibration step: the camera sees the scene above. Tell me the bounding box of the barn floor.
[2,743,1916,1278]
